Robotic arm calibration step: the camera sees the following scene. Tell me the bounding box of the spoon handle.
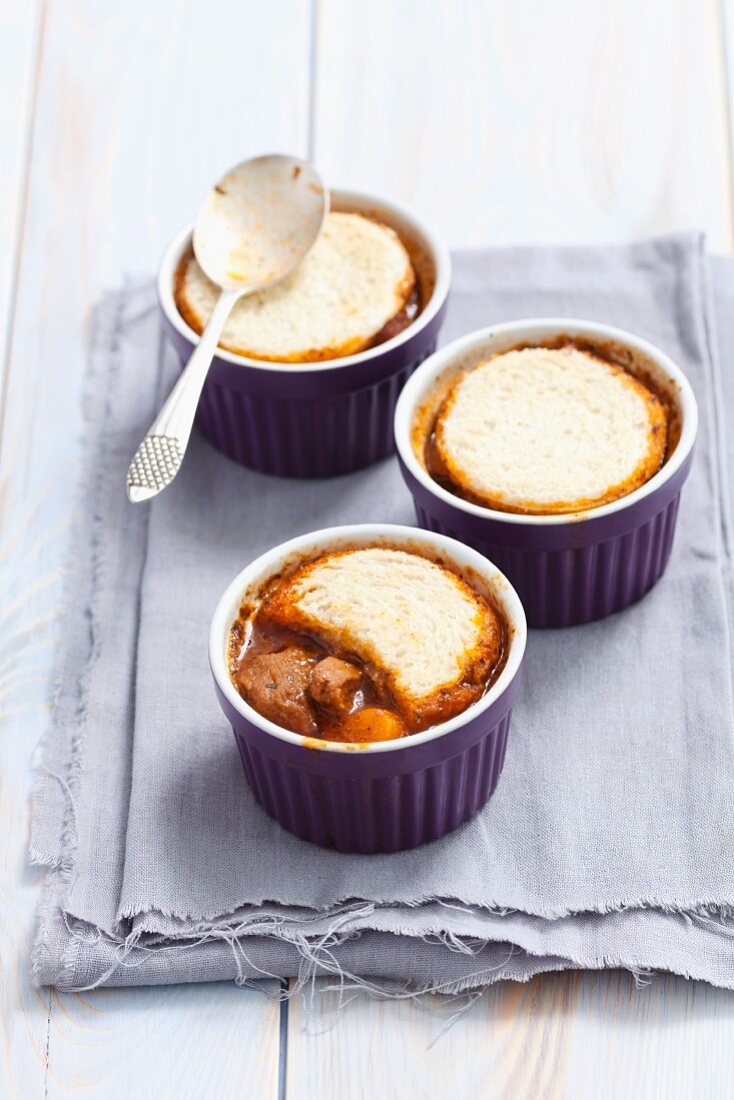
[126,288,241,502]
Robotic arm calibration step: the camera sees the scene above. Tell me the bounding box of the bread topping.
[228,546,506,742]
[424,343,670,515]
[175,211,419,363]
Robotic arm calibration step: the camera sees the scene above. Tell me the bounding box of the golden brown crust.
[228,544,508,742]
[425,346,670,515]
[259,550,504,731]
[173,216,419,363]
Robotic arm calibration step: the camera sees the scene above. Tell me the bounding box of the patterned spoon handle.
[126,287,240,502]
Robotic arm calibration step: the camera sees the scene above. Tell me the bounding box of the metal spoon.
[126,154,327,502]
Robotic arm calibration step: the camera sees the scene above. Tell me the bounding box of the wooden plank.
[719,0,734,234]
[0,7,53,1097]
[46,985,280,1098]
[314,0,732,250]
[0,1,41,414]
[0,0,310,1096]
[288,971,734,1099]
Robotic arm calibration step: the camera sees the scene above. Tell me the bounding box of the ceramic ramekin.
[209,524,526,853]
[158,190,451,479]
[395,319,698,629]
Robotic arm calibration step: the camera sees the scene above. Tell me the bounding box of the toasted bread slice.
[262,547,503,729]
[175,211,416,363]
[434,345,668,514]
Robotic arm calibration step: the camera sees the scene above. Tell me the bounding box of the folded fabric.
[31,235,734,992]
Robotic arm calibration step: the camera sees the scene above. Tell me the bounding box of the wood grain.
[0,6,54,1096]
[314,0,733,250]
[0,0,310,1096]
[45,984,280,1098]
[288,970,734,1099]
[0,1,42,408]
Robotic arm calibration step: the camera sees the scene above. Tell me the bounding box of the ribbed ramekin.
[395,320,698,629]
[209,525,526,853]
[157,191,450,478]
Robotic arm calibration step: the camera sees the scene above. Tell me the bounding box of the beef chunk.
[236,646,318,735]
[309,657,362,717]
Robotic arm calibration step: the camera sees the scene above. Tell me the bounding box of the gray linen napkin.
[31,235,734,992]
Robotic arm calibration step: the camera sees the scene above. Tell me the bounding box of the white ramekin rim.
[394,318,699,527]
[158,189,452,375]
[209,524,527,755]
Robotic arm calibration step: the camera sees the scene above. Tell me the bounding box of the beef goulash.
[228,547,506,744]
[175,211,419,362]
[426,344,670,515]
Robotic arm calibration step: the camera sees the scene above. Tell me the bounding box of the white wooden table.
[2,2,734,1096]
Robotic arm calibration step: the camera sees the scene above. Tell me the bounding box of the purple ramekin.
[395,320,698,629]
[209,525,526,853]
[157,191,450,478]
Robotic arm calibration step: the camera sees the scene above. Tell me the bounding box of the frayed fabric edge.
[29,284,150,989]
[117,891,734,930]
[36,890,734,995]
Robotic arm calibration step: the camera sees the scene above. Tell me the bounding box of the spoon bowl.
[194,155,327,291]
